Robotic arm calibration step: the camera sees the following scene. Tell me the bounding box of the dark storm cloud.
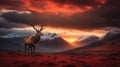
[94,0,120,19]
[1,12,35,23]
[0,0,95,10]
[0,22,23,28]
[0,0,24,9]
[0,0,22,6]
[93,7,120,28]
[99,8,120,19]
[0,0,120,30]
[105,0,120,7]
[51,0,95,6]
[0,17,25,28]
[1,11,67,26]
[0,10,118,30]
[92,0,120,28]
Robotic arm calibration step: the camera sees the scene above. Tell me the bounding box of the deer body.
[25,34,40,44]
[24,24,44,54]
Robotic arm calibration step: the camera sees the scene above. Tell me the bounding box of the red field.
[0,51,120,67]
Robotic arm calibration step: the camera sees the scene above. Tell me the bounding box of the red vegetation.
[0,51,120,67]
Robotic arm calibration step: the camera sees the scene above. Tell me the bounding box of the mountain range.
[0,33,73,53]
[0,28,120,54]
[74,35,99,47]
[62,29,120,55]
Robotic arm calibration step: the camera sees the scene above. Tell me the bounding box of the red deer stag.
[24,24,44,54]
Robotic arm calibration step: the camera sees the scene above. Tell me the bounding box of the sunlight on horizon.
[12,26,107,46]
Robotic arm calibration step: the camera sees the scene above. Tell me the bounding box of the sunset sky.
[0,0,120,43]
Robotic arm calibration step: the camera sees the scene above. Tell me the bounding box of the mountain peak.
[109,28,120,34]
[41,33,60,40]
[78,35,99,42]
[102,28,120,41]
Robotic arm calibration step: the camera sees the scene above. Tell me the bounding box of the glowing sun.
[67,38,77,43]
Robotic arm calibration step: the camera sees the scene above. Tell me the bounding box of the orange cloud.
[21,0,93,16]
[0,0,108,15]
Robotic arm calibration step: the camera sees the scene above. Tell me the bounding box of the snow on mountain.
[41,33,60,40]
[37,33,73,53]
[101,28,120,41]
[109,28,120,34]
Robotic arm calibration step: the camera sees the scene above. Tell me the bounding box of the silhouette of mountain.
[75,35,99,47]
[37,33,73,53]
[101,28,120,41]
[62,29,120,54]
[0,33,73,53]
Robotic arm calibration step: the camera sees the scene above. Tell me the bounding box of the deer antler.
[31,24,44,32]
[31,24,38,31]
[38,25,43,32]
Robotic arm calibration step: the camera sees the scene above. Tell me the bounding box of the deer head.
[31,24,44,36]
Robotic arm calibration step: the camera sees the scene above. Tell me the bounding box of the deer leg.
[31,46,33,55]
[33,45,36,54]
[28,46,30,54]
[25,44,27,53]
